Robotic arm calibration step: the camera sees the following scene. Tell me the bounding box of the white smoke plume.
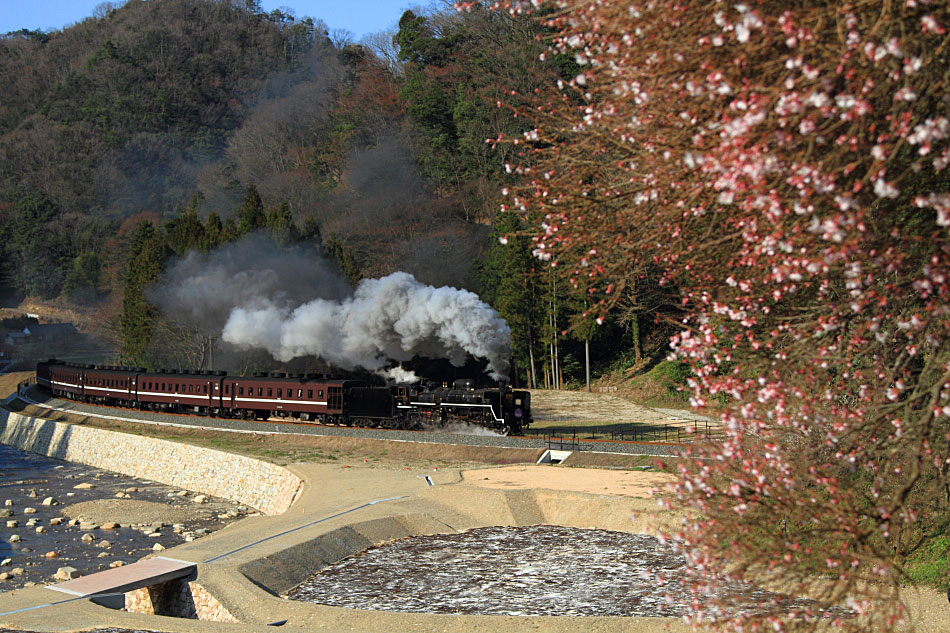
[378,366,421,384]
[222,272,512,380]
[424,422,504,437]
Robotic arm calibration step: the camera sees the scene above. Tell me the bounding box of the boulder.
[41,497,57,506]
[73,483,95,490]
[55,567,80,581]
[23,507,36,515]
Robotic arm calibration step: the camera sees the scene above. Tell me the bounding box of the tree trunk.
[528,339,537,389]
[631,314,641,363]
[585,339,591,392]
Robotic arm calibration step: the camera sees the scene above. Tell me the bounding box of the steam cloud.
[151,233,512,379]
[149,233,352,332]
[222,272,511,380]
[378,367,421,384]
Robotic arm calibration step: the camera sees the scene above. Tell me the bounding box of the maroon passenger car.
[36,360,85,400]
[221,373,360,422]
[78,365,139,405]
[135,370,225,413]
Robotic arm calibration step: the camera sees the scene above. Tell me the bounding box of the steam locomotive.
[35,359,531,435]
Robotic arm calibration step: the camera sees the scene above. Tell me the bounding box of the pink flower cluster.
[486,0,950,629]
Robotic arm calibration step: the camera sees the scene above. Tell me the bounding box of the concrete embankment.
[0,410,302,516]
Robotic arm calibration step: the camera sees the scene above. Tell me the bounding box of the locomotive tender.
[35,359,531,435]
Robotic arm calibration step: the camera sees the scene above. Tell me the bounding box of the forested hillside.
[0,0,653,387]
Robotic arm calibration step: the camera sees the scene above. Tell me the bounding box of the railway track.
[18,386,684,458]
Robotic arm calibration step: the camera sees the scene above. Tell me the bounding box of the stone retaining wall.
[0,411,302,516]
[125,580,238,622]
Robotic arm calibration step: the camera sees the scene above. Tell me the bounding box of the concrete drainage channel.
[0,406,701,633]
[537,449,573,464]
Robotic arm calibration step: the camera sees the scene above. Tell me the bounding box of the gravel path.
[23,388,683,458]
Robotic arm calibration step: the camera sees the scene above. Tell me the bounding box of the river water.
[0,445,245,590]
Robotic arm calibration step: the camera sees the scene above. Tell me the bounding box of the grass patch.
[905,535,950,587]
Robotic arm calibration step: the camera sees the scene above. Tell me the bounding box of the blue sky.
[0,1,414,39]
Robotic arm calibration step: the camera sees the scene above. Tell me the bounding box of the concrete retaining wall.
[0,411,302,516]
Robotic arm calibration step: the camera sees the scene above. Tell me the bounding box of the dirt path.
[464,464,676,498]
[529,388,715,428]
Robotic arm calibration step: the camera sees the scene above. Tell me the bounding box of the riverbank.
[0,444,247,590]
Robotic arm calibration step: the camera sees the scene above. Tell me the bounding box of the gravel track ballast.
[25,388,682,458]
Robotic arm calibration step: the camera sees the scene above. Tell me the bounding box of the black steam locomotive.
[35,359,532,435]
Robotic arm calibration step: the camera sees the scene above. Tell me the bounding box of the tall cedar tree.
[119,222,168,365]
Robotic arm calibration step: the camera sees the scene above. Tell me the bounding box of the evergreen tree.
[164,195,206,257]
[300,215,323,247]
[236,184,266,235]
[268,200,298,245]
[62,252,100,304]
[324,234,362,287]
[119,222,168,366]
[199,211,224,252]
[480,211,543,387]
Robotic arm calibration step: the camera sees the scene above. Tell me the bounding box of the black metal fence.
[530,418,716,449]
[544,432,580,451]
